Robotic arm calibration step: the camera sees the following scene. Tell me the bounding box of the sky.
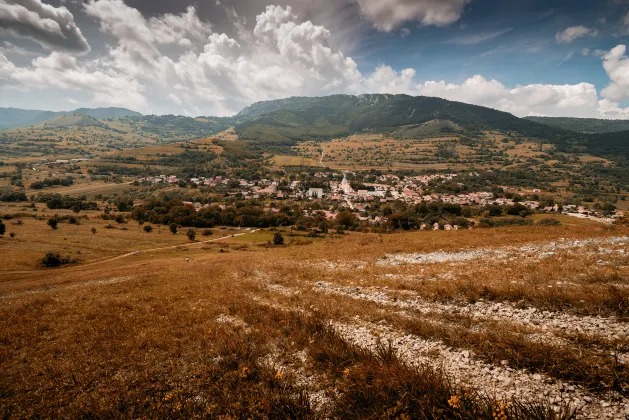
[2,0,629,119]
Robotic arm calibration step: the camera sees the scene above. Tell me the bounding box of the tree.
[91,227,97,234]
[186,229,196,241]
[47,218,58,230]
[273,232,284,245]
[143,225,153,233]
[169,223,178,234]
[0,221,5,236]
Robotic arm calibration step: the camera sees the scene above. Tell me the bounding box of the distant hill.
[32,114,108,129]
[525,116,629,134]
[0,107,142,129]
[234,94,576,146]
[72,107,142,119]
[0,108,57,130]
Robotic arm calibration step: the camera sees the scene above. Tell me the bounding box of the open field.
[1,219,628,418]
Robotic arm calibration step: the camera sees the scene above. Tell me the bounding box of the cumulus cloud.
[3,3,361,114]
[416,75,601,118]
[0,0,89,53]
[356,0,470,31]
[555,26,597,44]
[601,45,629,102]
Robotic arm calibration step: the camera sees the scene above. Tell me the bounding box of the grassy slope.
[1,221,627,417]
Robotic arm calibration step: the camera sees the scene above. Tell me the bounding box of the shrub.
[170,223,178,234]
[144,225,153,233]
[203,229,214,236]
[91,228,97,234]
[187,229,196,241]
[0,221,5,236]
[273,232,284,245]
[47,218,58,230]
[41,252,72,268]
[9,232,15,238]
[537,218,561,226]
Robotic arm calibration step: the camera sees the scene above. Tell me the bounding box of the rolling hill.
[0,107,142,129]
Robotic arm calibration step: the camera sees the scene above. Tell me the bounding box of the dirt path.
[0,229,259,276]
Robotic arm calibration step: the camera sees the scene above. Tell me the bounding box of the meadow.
[1,216,628,418]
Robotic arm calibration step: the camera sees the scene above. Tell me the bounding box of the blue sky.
[1,0,629,118]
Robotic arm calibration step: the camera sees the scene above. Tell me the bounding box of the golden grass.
[1,221,627,417]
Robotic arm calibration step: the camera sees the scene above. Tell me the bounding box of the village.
[135,171,624,227]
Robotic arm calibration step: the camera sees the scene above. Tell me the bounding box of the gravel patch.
[333,320,629,419]
[378,236,629,266]
[314,282,629,341]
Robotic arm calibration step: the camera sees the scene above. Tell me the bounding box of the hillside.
[0,107,142,129]
[234,94,577,146]
[33,114,108,129]
[72,107,142,119]
[526,116,629,134]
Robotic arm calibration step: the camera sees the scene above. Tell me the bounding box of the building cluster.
[135,171,623,225]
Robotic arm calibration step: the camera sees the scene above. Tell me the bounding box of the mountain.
[525,116,629,134]
[0,107,142,129]
[234,94,576,146]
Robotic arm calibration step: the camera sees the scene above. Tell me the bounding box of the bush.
[537,218,561,226]
[273,232,284,245]
[144,225,153,233]
[187,229,196,241]
[170,223,178,234]
[0,221,5,236]
[41,252,73,268]
[91,228,97,234]
[47,218,58,230]
[9,232,15,238]
[202,229,214,236]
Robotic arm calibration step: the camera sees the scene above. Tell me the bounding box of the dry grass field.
[1,218,628,418]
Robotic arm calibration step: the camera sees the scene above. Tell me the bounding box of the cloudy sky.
[2,0,629,118]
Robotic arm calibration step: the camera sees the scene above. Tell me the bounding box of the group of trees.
[29,176,74,190]
[36,194,98,212]
[126,196,541,233]
[131,199,296,228]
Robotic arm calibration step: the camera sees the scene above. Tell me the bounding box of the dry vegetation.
[1,219,628,418]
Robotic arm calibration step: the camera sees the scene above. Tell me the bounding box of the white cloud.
[416,75,602,118]
[363,65,417,94]
[601,44,629,102]
[555,26,597,44]
[0,0,89,53]
[0,51,147,109]
[355,0,470,32]
[400,27,410,38]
